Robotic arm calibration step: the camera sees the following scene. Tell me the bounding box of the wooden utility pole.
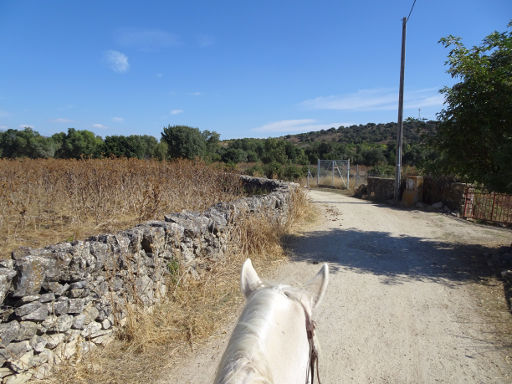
[394,17,407,201]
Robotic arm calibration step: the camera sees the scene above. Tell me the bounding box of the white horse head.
[214,259,329,384]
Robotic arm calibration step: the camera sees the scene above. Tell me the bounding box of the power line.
[406,0,417,23]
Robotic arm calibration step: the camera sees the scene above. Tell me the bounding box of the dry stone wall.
[0,176,296,383]
[367,177,396,201]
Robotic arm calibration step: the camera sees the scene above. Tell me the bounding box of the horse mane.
[214,282,312,384]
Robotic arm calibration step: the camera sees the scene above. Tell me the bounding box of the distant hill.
[281,119,438,147]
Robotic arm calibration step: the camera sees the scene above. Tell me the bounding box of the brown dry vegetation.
[0,158,244,259]
[38,188,311,384]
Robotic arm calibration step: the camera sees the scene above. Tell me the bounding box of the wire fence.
[306,162,391,190]
[306,160,351,189]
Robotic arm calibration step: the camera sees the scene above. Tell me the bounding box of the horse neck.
[215,287,311,384]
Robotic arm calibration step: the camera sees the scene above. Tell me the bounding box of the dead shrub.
[0,158,243,259]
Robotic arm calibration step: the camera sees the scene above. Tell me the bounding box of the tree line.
[0,121,432,167]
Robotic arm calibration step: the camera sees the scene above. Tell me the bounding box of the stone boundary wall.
[0,176,296,383]
[367,177,396,201]
[422,177,467,211]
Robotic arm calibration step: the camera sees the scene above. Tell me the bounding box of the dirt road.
[160,189,512,383]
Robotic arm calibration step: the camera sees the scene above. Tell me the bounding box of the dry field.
[0,158,244,259]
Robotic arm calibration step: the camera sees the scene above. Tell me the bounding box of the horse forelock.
[214,284,311,384]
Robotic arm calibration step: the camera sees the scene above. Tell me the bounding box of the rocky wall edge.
[0,176,297,383]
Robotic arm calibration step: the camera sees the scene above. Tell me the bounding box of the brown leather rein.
[281,288,322,384]
[305,312,321,384]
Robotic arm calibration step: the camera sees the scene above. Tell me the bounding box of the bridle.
[304,308,321,384]
[283,289,321,384]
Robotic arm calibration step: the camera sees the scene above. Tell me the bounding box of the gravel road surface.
[160,189,512,383]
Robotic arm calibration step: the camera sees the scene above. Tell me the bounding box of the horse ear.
[240,259,262,299]
[305,263,329,309]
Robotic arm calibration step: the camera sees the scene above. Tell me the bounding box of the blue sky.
[0,0,510,140]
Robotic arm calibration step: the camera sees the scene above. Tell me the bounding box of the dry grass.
[38,188,310,384]
[0,158,244,259]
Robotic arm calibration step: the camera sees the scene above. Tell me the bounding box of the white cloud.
[19,124,34,129]
[301,88,444,111]
[254,119,339,134]
[92,123,107,129]
[115,28,180,51]
[112,117,124,123]
[156,73,163,78]
[52,118,73,123]
[405,94,445,109]
[104,50,129,73]
[188,91,202,96]
[0,125,8,130]
[170,109,183,115]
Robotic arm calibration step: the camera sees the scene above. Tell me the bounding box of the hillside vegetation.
[0,119,436,181]
[284,119,435,146]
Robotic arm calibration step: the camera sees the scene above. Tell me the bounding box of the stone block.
[0,348,6,366]
[0,367,14,379]
[42,314,73,333]
[101,318,111,330]
[69,288,88,298]
[12,255,49,297]
[135,275,154,306]
[14,322,38,341]
[67,298,85,314]
[39,293,55,303]
[0,268,17,304]
[31,360,52,379]
[50,298,69,315]
[5,341,31,359]
[44,334,65,349]
[19,295,40,303]
[4,371,32,384]
[141,227,165,255]
[83,305,100,323]
[81,321,102,338]
[10,350,35,372]
[72,314,86,330]
[16,302,48,321]
[30,335,46,353]
[42,282,69,296]
[0,321,20,346]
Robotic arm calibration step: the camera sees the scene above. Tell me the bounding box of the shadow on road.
[284,228,511,287]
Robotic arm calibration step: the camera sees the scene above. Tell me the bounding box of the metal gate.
[314,159,350,189]
[463,188,512,224]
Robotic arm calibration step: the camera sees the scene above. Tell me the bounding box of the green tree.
[104,135,157,159]
[431,22,512,192]
[0,128,56,158]
[56,128,103,159]
[161,125,206,160]
[152,141,168,161]
[261,139,289,164]
[361,147,387,166]
[222,148,248,163]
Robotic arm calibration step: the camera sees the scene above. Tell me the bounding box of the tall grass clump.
[41,187,311,384]
[0,158,244,259]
